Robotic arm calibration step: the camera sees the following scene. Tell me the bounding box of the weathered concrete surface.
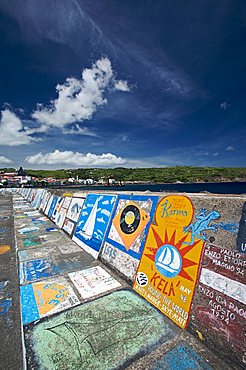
[0,190,244,370]
[126,332,231,370]
[188,243,246,368]
[98,191,245,368]
[0,193,23,369]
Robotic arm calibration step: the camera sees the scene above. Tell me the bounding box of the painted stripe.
[200,268,246,304]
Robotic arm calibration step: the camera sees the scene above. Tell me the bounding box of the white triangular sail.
[79,198,99,240]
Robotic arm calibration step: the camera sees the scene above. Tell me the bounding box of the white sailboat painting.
[78,198,98,240]
[72,194,117,259]
[156,245,182,277]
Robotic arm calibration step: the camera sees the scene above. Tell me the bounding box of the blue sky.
[0,0,245,169]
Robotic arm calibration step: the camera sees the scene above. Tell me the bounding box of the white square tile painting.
[68,266,121,299]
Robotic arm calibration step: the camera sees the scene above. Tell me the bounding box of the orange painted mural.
[133,195,205,329]
[20,278,80,324]
[112,201,150,250]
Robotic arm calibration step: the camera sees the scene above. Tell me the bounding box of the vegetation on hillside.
[23,166,246,183]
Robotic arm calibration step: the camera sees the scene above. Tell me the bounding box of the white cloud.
[0,155,12,164]
[226,146,234,151]
[220,101,231,110]
[25,150,126,167]
[62,124,97,136]
[114,80,130,92]
[121,135,130,142]
[212,152,219,157]
[32,57,130,128]
[0,109,36,146]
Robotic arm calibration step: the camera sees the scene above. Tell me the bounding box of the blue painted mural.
[20,278,79,325]
[32,189,45,209]
[51,197,64,221]
[48,195,58,219]
[73,193,117,258]
[152,343,211,370]
[183,208,239,246]
[19,258,61,284]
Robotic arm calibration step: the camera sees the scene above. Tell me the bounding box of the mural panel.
[51,197,64,223]
[72,193,117,258]
[17,233,65,250]
[134,195,205,329]
[189,243,246,367]
[18,242,82,261]
[68,266,121,299]
[151,343,212,370]
[19,253,89,285]
[47,195,58,219]
[66,197,85,223]
[62,196,72,209]
[101,194,158,281]
[44,195,54,216]
[19,257,61,284]
[31,190,44,209]
[23,210,40,217]
[0,281,12,318]
[24,290,175,370]
[20,277,80,324]
[62,219,76,236]
[56,207,68,229]
[39,192,51,212]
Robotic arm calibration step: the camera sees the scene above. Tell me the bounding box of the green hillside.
[23,166,246,183]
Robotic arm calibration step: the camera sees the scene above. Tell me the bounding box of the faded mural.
[68,266,121,299]
[189,243,246,367]
[24,290,175,370]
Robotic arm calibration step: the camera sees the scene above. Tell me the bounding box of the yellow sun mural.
[134,195,205,329]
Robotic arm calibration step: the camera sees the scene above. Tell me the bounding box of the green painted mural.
[25,290,176,369]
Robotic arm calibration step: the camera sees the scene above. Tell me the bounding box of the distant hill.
[18,166,246,183]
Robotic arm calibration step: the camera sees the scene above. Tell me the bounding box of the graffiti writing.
[160,199,188,218]
[102,244,117,259]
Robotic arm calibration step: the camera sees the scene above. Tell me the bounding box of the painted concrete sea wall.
[185,195,245,369]
[73,193,117,258]
[188,244,246,367]
[101,194,158,281]
[15,187,246,368]
[133,193,245,367]
[62,196,85,236]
